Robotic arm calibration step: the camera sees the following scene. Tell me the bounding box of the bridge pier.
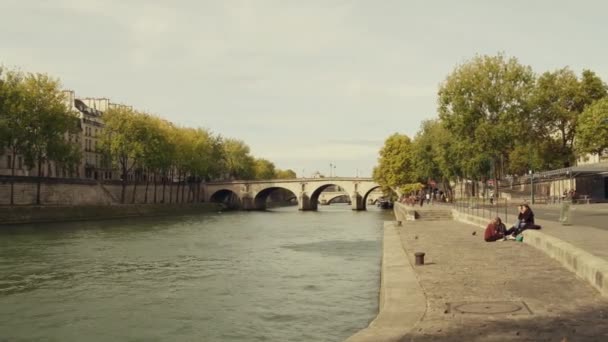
[241,196,257,210]
[298,192,315,211]
[351,192,365,211]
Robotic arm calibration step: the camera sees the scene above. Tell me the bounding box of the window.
[7,155,12,169]
[18,157,22,169]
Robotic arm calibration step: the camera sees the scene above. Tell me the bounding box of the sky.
[2,0,608,177]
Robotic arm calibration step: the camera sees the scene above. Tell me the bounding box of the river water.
[0,204,392,342]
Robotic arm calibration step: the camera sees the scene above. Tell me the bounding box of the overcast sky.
[2,1,607,177]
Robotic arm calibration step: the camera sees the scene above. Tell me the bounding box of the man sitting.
[484,217,507,242]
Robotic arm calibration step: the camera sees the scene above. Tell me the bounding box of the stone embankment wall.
[0,176,204,206]
[0,203,221,225]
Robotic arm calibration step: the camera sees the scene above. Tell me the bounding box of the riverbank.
[348,203,608,341]
[0,203,222,225]
[345,221,426,342]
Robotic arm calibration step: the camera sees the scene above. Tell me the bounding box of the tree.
[99,106,144,203]
[222,138,255,180]
[372,133,415,190]
[410,119,458,197]
[576,98,608,158]
[438,54,535,179]
[138,115,172,203]
[19,73,81,205]
[530,68,607,167]
[275,169,297,179]
[0,68,27,205]
[253,158,276,180]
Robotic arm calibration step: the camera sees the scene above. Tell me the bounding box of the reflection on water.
[0,204,392,342]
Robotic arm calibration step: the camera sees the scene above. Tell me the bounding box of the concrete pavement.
[396,220,608,341]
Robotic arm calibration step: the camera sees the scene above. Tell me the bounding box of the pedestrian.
[425,192,430,205]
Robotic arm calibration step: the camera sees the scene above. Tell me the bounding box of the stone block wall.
[0,177,207,206]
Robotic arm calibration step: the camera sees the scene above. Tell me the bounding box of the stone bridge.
[204,177,381,211]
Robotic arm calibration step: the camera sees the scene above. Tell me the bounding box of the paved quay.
[395,220,608,342]
[449,204,608,297]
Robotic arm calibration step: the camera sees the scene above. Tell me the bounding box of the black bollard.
[415,252,425,266]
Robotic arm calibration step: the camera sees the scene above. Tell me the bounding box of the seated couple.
[484,204,542,242]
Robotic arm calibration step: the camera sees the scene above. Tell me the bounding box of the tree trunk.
[121,165,127,204]
[169,169,173,204]
[181,172,186,203]
[10,148,16,205]
[144,174,150,204]
[162,171,166,203]
[153,172,158,204]
[175,171,181,203]
[36,156,43,205]
[131,171,138,204]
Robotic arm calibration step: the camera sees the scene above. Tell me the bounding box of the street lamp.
[529,169,535,204]
[329,163,333,177]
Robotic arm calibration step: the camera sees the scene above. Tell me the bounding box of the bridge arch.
[252,187,298,210]
[326,194,351,205]
[361,185,382,210]
[309,184,353,210]
[209,189,241,210]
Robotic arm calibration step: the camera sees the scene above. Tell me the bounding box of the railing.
[206,177,375,185]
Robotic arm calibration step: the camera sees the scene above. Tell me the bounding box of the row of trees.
[0,66,295,204]
[373,54,608,196]
[100,106,296,203]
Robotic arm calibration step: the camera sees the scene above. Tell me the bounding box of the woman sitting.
[484,217,507,242]
[505,204,541,237]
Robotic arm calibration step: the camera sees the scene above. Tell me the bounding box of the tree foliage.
[576,98,608,156]
[372,133,415,189]
[376,53,608,199]
[253,158,276,180]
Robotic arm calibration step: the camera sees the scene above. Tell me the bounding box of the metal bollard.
[415,252,426,266]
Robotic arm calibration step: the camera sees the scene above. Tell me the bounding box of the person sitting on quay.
[484,217,507,242]
[505,204,541,237]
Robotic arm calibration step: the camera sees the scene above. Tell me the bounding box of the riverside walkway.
[347,204,608,341]
[395,220,608,341]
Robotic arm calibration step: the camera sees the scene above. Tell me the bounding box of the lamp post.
[529,169,535,204]
[329,163,333,177]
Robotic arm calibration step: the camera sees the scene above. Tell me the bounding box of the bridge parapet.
[204,178,381,211]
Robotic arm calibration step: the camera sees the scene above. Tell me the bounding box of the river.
[0,204,392,342]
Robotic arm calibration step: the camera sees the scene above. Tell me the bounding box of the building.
[0,90,130,181]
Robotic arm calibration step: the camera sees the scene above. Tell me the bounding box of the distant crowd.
[399,188,448,207]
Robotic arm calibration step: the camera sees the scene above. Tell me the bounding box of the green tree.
[438,54,535,179]
[222,138,255,180]
[138,115,172,203]
[576,98,608,158]
[99,106,144,203]
[253,158,276,180]
[372,133,415,190]
[410,120,458,197]
[275,169,297,179]
[0,68,27,204]
[19,73,81,204]
[530,68,607,167]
